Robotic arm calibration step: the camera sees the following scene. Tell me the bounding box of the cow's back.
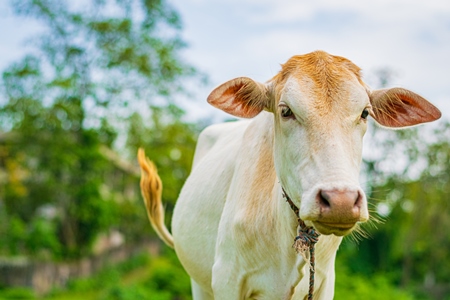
[191,120,250,167]
[171,119,251,293]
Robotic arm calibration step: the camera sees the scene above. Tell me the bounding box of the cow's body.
[138,51,441,299]
[173,115,340,299]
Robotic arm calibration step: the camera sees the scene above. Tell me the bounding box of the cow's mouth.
[312,221,356,236]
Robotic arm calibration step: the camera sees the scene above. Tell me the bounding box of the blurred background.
[0,0,449,299]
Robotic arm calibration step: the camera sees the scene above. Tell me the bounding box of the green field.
[0,248,419,300]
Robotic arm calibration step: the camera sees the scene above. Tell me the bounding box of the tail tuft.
[138,148,174,248]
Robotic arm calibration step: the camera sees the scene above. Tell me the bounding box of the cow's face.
[272,71,370,236]
[207,51,441,236]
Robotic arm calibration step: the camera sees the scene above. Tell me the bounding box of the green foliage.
[1,1,449,299]
[337,120,450,299]
[145,249,192,298]
[4,216,27,255]
[335,262,414,300]
[26,217,61,257]
[0,287,35,299]
[0,0,201,259]
[126,104,201,228]
[101,285,172,300]
[43,251,192,300]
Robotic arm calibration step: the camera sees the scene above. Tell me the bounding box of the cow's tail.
[137,148,174,248]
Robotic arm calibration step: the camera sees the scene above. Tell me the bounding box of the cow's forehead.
[274,51,363,87]
[271,51,367,113]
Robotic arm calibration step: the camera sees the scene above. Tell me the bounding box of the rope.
[282,188,320,300]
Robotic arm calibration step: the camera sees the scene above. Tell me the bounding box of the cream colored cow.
[138,51,441,299]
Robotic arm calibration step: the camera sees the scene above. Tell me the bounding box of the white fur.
[172,98,367,299]
[275,77,370,226]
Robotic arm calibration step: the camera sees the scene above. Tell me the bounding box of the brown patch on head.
[271,51,363,112]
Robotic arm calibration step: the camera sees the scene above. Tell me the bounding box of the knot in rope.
[282,188,320,300]
[293,226,320,257]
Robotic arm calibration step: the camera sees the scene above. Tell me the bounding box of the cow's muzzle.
[313,188,365,235]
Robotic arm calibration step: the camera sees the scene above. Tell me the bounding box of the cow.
[138,51,441,299]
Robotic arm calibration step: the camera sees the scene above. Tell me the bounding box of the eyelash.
[281,107,292,118]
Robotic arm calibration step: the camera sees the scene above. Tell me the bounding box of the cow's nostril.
[354,191,363,208]
[319,190,331,208]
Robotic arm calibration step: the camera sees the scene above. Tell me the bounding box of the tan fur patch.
[231,116,282,264]
[271,51,363,111]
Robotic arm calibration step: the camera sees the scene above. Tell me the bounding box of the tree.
[0,0,201,258]
[367,122,450,299]
[336,68,450,299]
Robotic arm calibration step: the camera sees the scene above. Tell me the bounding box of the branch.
[99,145,140,177]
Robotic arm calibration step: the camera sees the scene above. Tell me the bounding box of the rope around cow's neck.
[282,188,320,300]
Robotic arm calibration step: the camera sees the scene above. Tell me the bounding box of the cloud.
[170,0,450,117]
[1,0,448,120]
[229,0,450,25]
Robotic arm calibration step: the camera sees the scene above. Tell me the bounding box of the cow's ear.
[369,88,441,128]
[207,77,270,118]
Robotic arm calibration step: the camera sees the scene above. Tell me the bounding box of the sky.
[171,0,450,120]
[0,0,449,121]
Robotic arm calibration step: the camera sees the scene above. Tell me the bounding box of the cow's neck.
[239,111,314,234]
[232,112,303,264]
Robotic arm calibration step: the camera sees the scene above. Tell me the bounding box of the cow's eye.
[361,108,369,120]
[281,106,293,118]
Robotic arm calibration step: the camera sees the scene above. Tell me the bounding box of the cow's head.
[207,51,441,236]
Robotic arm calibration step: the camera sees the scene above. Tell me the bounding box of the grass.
[0,248,418,300]
[0,249,192,300]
